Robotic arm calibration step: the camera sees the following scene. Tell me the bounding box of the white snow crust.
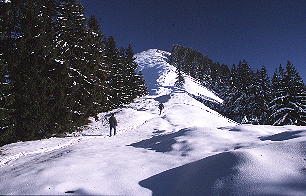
[0,49,305,195]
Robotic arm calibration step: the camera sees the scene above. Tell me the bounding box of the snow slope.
[135,49,222,103]
[0,49,305,195]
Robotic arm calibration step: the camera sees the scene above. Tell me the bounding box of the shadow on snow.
[139,152,242,196]
[154,94,171,103]
[128,128,193,156]
[64,188,91,195]
[259,130,304,141]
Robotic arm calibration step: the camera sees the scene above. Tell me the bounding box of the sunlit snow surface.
[135,49,222,103]
[0,49,305,195]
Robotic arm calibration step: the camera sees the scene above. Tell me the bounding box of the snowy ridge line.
[185,74,203,88]
[215,112,237,124]
[203,104,237,125]
[178,89,236,124]
[185,74,222,103]
[167,102,236,125]
[188,91,220,104]
[0,137,80,167]
[189,95,236,124]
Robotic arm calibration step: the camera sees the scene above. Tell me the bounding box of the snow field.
[0,49,305,195]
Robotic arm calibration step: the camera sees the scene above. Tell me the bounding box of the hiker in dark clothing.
[158,103,164,115]
[109,113,117,136]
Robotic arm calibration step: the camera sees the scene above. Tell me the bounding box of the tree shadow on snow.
[65,188,91,195]
[128,128,192,155]
[139,152,242,196]
[140,65,168,95]
[259,130,304,141]
[81,134,103,136]
[227,128,242,132]
[217,126,241,132]
[154,94,171,103]
[153,130,165,135]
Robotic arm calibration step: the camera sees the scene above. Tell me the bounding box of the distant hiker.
[94,114,99,122]
[109,113,117,136]
[158,103,164,115]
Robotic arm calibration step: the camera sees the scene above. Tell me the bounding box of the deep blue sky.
[80,0,305,80]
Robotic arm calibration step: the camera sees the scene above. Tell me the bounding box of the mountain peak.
[135,49,171,71]
[135,49,223,103]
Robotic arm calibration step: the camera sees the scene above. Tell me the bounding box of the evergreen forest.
[171,45,305,126]
[0,0,147,146]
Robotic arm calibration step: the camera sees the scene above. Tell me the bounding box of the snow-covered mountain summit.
[0,49,305,195]
[135,49,174,95]
[135,49,222,103]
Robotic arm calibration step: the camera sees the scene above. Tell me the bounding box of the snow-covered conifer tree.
[0,0,16,146]
[85,15,111,113]
[105,36,123,108]
[124,44,147,100]
[233,60,254,122]
[269,62,305,125]
[249,66,271,124]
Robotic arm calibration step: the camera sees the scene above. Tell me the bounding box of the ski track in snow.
[0,49,305,195]
[0,137,80,167]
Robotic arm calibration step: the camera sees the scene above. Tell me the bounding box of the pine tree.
[120,46,135,103]
[269,62,305,125]
[222,64,242,122]
[124,44,147,100]
[85,15,111,114]
[117,47,130,104]
[0,0,16,146]
[105,36,123,108]
[217,64,231,99]
[134,71,148,97]
[0,55,15,146]
[268,66,285,124]
[104,41,147,108]
[222,60,256,123]
[171,46,185,88]
[233,60,254,122]
[175,63,185,88]
[54,0,96,130]
[249,66,271,124]
[2,0,61,140]
[283,61,305,125]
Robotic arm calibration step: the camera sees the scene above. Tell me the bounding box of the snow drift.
[0,49,305,195]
